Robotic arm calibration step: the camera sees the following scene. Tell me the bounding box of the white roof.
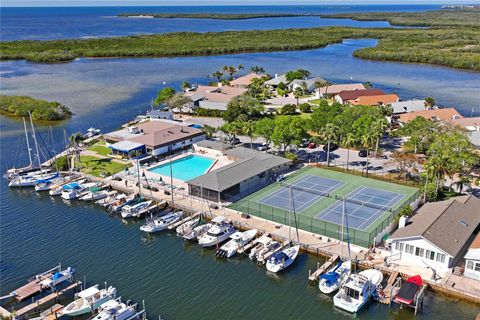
[110,140,145,152]
[78,286,100,298]
[465,248,480,261]
[391,99,426,114]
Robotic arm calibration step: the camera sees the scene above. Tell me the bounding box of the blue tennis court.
[315,186,405,231]
[259,174,345,212]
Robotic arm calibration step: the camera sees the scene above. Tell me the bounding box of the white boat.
[183,223,212,241]
[121,200,152,218]
[216,229,257,258]
[8,175,38,187]
[90,299,141,320]
[84,127,101,139]
[176,218,200,236]
[96,193,122,207]
[140,211,182,232]
[49,179,85,196]
[61,182,96,200]
[248,235,274,261]
[80,190,110,202]
[265,245,300,273]
[109,195,137,213]
[319,260,352,294]
[62,285,117,317]
[257,240,282,264]
[197,216,236,247]
[333,269,384,313]
[38,266,75,289]
[35,176,70,192]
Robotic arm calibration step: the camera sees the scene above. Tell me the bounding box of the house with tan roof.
[104,119,205,158]
[350,94,399,106]
[334,88,385,104]
[397,108,464,124]
[229,73,262,88]
[389,195,480,271]
[316,83,365,98]
[186,84,247,111]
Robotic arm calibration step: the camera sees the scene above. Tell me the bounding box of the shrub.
[299,103,312,113]
[280,104,297,115]
[285,151,298,161]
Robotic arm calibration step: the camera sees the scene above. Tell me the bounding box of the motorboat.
[333,269,383,313]
[38,266,75,289]
[266,245,300,273]
[83,127,101,139]
[140,211,182,232]
[183,223,212,241]
[96,193,122,207]
[248,235,274,260]
[216,229,257,258]
[49,179,85,196]
[121,200,152,218]
[257,240,282,264]
[176,218,200,236]
[393,275,424,307]
[80,189,111,202]
[90,299,141,320]
[197,216,236,247]
[62,285,117,317]
[109,195,139,213]
[319,260,352,294]
[35,176,69,192]
[61,182,97,200]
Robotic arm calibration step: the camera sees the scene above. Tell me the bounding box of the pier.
[377,271,400,304]
[308,255,339,282]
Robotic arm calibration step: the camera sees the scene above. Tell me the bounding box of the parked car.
[257,143,269,151]
[230,137,241,145]
[358,149,370,158]
[299,139,310,148]
[307,143,316,149]
[323,143,339,152]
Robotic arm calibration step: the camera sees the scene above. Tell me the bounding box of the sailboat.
[265,186,300,273]
[319,197,352,294]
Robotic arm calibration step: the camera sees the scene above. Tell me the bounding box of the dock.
[377,271,400,304]
[15,281,81,317]
[308,255,339,282]
[13,273,53,301]
[168,212,201,230]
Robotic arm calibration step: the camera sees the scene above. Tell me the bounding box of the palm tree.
[222,65,237,81]
[201,125,217,139]
[363,81,373,89]
[452,173,472,194]
[181,81,191,92]
[343,133,356,171]
[424,96,435,109]
[315,80,331,100]
[372,119,388,157]
[293,87,304,106]
[212,71,223,83]
[250,66,265,74]
[361,132,375,175]
[243,120,257,149]
[321,123,339,166]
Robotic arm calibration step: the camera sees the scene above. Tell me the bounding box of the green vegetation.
[2,24,479,70]
[322,9,480,27]
[0,95,71,121]
[77,155,129,177]
[118,13,317,20]
[88,143,111,156]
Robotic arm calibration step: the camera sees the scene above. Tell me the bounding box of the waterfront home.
[349,94,399,106]
[464,233,480,281]
[186,85,246,111]
[391,99,428,114]
[264,74,289,89]
[104,119,205,158]
[187,147,291,203]
[397,107,464,124]
[146,109,174,120]
[315,83,365,99]
[451,117,480,149]
[334,88,385,104]
[229,73,262,88]
[288,76,325,93]
[389,195,480,272]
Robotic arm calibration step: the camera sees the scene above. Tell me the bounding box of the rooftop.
[398,107,464,123]
[229,73,262,87]
[391,195,480,257]
[195,140,233,151]
[451,117,480,130]
[350,94,399,106]
[264,74,289,86]
[390,99,427,114]
[337,88,385,101]
[109,140,145,152]
[318,83,365,95]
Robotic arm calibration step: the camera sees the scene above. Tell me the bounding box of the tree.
[280,104,297,115]
[271,116,307,152]
[211,71,224,83]
[222,65,243,80]
[250,66,265,74]
[293,87,304,106]
[372,118,388,157]
[255,118,275,151]
[321,123,339,166]
[299,103,312,113]
[154,87,175,106]
[220,121,243,147]
[343,133,356,171]
[243,120,257,149]
[452,173,472,194]
[201,125,217,139]
[315,80,331,99]
[309,100,343,134]
[396,116,438,154]
[166,94,191,113]
[387,151,419,180]
[379,104,393,117]
[424,96,436,109]
[363,81,373,89]
[181,81,191,92]
[222,95,264,123]
[285,69,311,82]
[361,131,375,175]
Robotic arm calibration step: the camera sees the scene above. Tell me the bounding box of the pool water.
[148,155,214,181]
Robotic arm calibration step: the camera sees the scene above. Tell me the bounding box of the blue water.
[0,5,441,41]
[148,155,214,181]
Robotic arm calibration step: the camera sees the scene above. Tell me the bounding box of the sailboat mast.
[341,197,345,258]
[136,158,142,197]
[23,117,33,166]
[29,112,43,175]
[288,186,292,243]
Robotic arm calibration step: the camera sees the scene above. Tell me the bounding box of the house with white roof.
[389,195,480,271]
[288,76,325,93]
[390,99,427,115]
[464,233,480,280]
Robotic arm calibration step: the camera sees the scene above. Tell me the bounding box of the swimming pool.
[148,155,214,181]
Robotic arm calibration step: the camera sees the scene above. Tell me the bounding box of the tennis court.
[259,174,344,212]
[315,186,405,231]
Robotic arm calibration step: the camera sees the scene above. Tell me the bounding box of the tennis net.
[280,182,330,198]
[335,195,392,212]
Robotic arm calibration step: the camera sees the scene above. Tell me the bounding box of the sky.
[2,0,480,7]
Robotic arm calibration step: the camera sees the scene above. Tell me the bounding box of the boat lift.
[386,274,427,317]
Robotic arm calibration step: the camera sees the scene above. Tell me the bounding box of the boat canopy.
[272,251,289,263]
[211,216,227,224]
[78,286,100,298]
[320,272,340,285]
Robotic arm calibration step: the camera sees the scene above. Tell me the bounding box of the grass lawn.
[77,155,130,177]
[88,143,111,156]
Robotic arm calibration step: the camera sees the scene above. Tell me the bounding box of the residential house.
[229,73,262,88]
[264,74,290,89]
[464,233,480,280]
[350,94,399,106]
[288,76,325,93]
[389,195,480,271]
[146,109,174,120]
[186,85,247,111]
[187,147,291,203]
[398,108,464,124]
[391,99,427,115]
[334,88,385,104]
[316,83,365,99]
[104,119,205,158]
[451,116,480,149]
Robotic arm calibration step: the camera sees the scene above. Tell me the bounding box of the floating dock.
[308,255,339,282]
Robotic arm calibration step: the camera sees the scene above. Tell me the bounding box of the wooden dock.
[13,273,53,301]
[15,281,81,317]
[308,255,339,282]
[378,271,400,304]
[0,306,12,319]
